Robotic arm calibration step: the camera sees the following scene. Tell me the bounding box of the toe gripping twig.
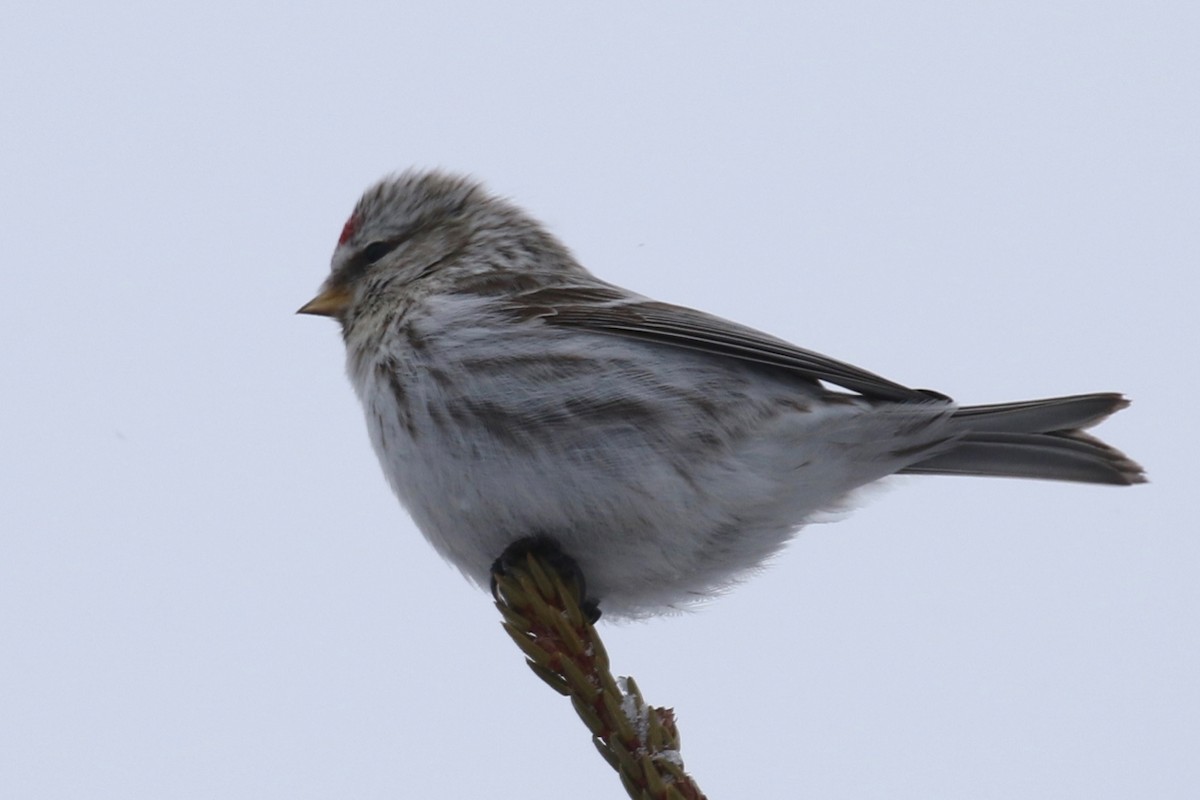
[492,553,708,800]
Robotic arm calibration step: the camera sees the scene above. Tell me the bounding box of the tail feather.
[945,392,1129,433]
[899,393,1145,485]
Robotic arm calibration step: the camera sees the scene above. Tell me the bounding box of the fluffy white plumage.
[301,170,1143,618]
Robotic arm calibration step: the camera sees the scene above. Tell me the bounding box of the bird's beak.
[297,284,351,317]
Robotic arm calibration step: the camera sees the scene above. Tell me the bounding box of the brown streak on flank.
[692,395,720,418]
[375,358,417,437]
[777,397,813,413]
[454,399,537,451]
[454,395,659,449]
[650,383,737,423]
[689,431,725,452]
[561,396,662,426]
[394,380,417,437]
[457,350,600,379]
[375,358,403,398]
[374,412,389,448]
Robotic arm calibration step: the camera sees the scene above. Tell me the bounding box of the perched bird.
[300,170,1144,619]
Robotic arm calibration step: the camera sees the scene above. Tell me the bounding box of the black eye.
[341,238,404,281]
[362,240,398,265]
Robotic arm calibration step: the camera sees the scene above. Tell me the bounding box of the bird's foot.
[490,536,601,624]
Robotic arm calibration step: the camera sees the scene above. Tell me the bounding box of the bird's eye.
[362,240,398,265]
[337,232,419,285]
[341,239,404,281]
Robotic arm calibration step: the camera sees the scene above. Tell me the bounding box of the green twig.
[493,553,707,800]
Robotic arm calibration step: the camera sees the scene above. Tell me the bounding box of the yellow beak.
[297,284,352,317]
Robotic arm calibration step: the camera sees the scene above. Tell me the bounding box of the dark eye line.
[339,234,412,281]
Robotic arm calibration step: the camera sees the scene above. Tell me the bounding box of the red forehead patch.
[337,215,358,246]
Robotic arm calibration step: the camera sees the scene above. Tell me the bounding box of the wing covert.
[509,285,931,402]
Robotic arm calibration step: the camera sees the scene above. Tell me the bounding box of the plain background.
[2,3,1196,798]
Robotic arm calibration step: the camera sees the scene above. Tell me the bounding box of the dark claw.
[490,536,602,624]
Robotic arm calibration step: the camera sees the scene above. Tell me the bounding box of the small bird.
[300,170,1144,619]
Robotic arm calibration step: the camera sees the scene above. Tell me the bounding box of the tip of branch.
[492,552,708,800]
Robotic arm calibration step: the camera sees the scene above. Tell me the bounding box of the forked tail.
[899,393,1145,485]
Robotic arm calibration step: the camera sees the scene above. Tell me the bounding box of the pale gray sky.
[2,3,1197,798]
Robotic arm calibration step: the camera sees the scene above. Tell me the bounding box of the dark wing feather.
[509,284,930,402]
